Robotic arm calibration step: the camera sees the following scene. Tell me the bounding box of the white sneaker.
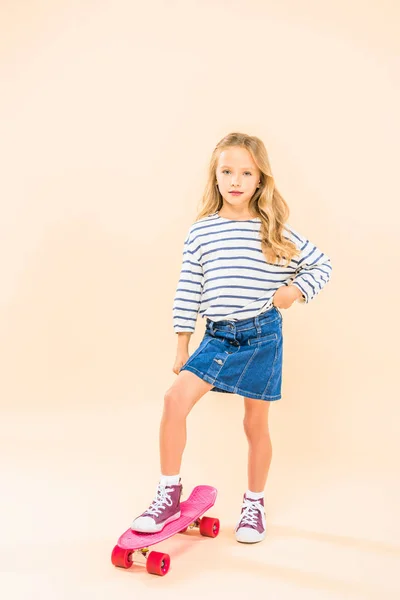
[130,481,182,533]
[234,494,266,543]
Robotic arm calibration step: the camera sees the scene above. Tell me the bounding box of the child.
[131,132,332,543]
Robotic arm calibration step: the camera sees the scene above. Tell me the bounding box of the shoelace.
[145,483,174,517]
[236,498,263,529]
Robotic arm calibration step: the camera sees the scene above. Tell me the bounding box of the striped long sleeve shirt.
[172,212,332,333]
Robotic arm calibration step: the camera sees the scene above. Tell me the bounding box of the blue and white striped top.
[173,212,332,333]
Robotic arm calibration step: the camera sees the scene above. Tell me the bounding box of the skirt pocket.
[247,332,278,346]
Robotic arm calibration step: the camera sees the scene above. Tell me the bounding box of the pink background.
[1,1,399,597]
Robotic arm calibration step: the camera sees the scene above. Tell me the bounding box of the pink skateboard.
[111,485,219,576]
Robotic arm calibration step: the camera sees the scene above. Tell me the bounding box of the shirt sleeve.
[172,226,204,333]
[284,225,333,304]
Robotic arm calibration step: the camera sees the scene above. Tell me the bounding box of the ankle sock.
[160,474,181,486]
[246,489,264,500]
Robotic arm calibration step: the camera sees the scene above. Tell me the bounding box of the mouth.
[229,192,243,196]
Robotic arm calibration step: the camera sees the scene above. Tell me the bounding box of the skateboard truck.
[128,547,150,566]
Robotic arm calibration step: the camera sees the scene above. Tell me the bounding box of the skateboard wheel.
[111,545,133,569]
[146,551,170,576]
[199,517,220,538]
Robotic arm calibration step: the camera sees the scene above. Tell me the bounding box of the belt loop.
[255,314,261,335]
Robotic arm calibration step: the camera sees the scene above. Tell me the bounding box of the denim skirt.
[179,306,283,401]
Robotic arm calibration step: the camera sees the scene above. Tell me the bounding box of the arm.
[177,331,192,351]
[172,228,204,333]
[285,225,333,304]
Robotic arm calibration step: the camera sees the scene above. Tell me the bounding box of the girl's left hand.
[272,284,303,309]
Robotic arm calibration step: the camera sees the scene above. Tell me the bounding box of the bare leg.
[160,370,213,475]
[243,397,272,492]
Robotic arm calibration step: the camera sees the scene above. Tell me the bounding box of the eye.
[221,170,253,175]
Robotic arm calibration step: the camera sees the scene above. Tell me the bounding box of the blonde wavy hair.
[195,132,301,267]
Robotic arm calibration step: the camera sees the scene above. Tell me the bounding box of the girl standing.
[131,132,332,543]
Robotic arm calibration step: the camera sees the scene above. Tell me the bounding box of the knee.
[243,417,269,441]
[163,389,189,420]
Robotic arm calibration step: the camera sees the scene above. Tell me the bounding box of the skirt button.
[216,359,223,365]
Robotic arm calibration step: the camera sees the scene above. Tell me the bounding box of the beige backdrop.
[1,1,399,598]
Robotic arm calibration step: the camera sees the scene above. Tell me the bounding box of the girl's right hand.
[172,351,189,375]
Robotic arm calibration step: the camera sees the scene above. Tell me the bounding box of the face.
[215,146,261,209]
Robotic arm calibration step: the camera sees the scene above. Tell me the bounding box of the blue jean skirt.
[179,306,283,401]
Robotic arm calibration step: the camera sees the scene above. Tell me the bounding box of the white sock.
[160,474,181,486]
[246,489,264,500]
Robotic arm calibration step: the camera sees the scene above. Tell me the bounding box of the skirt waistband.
[206,306,281,332]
